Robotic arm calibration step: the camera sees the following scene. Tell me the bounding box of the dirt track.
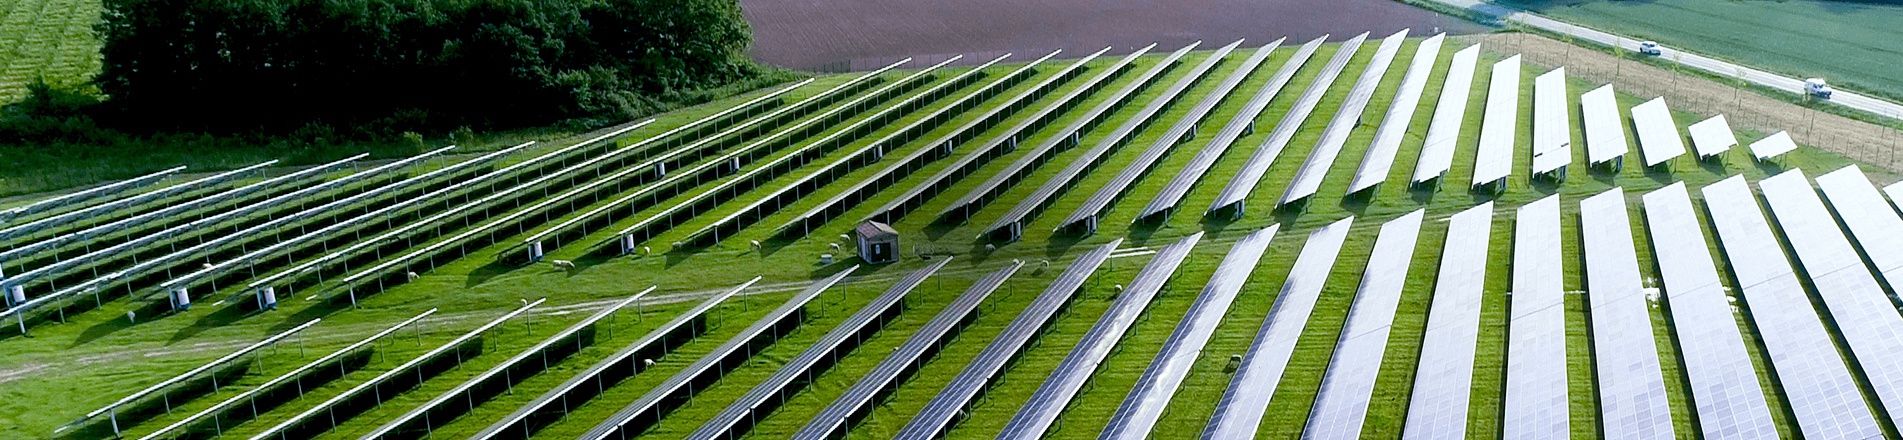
[1468,33,1903,181]
[741,0,1488,71]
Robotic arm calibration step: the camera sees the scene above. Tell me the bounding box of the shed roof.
[856,221,899,239]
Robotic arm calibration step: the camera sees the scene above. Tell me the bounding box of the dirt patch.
[1467,32,1903,181]
[742,0,1489,71]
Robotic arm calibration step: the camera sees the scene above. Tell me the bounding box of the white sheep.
[750,240,762,250]
[551,260,576,270]
[829,243,842,252]
[643,358,656,367]
[406,271,419,282]
[641,246,651,256]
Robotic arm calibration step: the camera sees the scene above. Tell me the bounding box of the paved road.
[1426,0,1903,121]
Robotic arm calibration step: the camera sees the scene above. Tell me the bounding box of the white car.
[1805,78,1834,99]
[1638,41,1662,56]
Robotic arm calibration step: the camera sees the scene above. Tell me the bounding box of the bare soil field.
[741,0,1489,71]
[1470,32,1903,182]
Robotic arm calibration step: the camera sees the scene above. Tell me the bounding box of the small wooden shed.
[854,221,900,263]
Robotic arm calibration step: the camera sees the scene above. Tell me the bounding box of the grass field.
[1491,0,1903,105]
[2,35,1898,440]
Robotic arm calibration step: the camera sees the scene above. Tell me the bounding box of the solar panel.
[1630,97,1686,167]
[980,40,1224,242]
[1469,55,1521,189]
[687,259,951,440]
[134,311,432,440]
[1814,165,1903,290]
[998,233,1201,440]
[1700,176,1883,439]
[1503,194,1567,440]
[781,48,1109,236]
[1410,44,1481,184]
[792,262,1023,440]
[1203,217,1354,439]
[251,301,542,440]
[1304,210,1423,439]
[364,290,652,440]
[1758,170,1903,430]
[1579,188,1674,439]
[1687,115,1737,159]
[892,240,1119,439]
[1058,39,1256,235]
[471,278,756,440]
[1099,225,1278,440]
[683,52,1037,247]
[1529,67,1570,177]
[1347,34,1445,196]
[1748,131,1798,162]
[937,42,1194,223]
[1141,36,1318,222]
[1580,84,1628,167]
[1206,32,1369,218]
[866,44,1152,224]
[1638,182,1778,440]
[1400,202,1493,440]
[1280,29,1409,207]
[580,268,857,440]
[1889,181,1903,216]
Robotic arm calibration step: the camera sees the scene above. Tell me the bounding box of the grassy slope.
[3,36,1898,440]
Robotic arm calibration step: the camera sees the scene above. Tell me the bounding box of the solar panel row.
[605,59,964,249]
[683,53,1040,247]
[471,278,756,440]
[1099,225,1278,440]
[1757,170,1903,431]
[780,49,1110,237]
[580,269,855,440]
[1059,39,1257,234]
[1348,34,1446,196]
[0,165,184,224]
[1206,33,1368,218]
[1503,195,1567,440]
[1401,201,1492,440]
[133,311,432,440]
[981,41,1227,242]
[1700,176,1882,439]
[0,161,272,245]
[1304,210,1423,439]
[247,301,541,440]
[936,42,1194,223]
[998,233,1200,440]
[1469,55,1520,189]
[1529,67,1570,178]
[1638,182,1778,440]
[866,45,1153,224]
[892,240,1119,439]
[72,319,322,437]
[688,259,950,440]
[364,289,653,440]
[1889,180,1903,216]
[1814,165,1903,293]
[1580,84,1628,168]
[1203,217,1354,439]
[1578,188,1674,439]
[1748,131,1798,162]
[1631,97,1686,167]
[1280,29,1410,207]
[1410,44,1482,184]
[792,261,1023,440]
[1140,36,1318,222]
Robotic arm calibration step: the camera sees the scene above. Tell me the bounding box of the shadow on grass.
[1698,156,1728,175]
[70,300,173,347]
[271,298,352,334]
[1043,229,1087,259]
[463,259,524,288]
[1755,158,1787,176]
[1645,163,1678,185]
[169,299,262,344]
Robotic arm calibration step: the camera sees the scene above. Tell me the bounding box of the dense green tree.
[91,0,767,133]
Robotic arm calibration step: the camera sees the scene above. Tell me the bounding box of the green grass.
[3,36,1899,440]
[1490,0,1903,106]
[0,0,99,101]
